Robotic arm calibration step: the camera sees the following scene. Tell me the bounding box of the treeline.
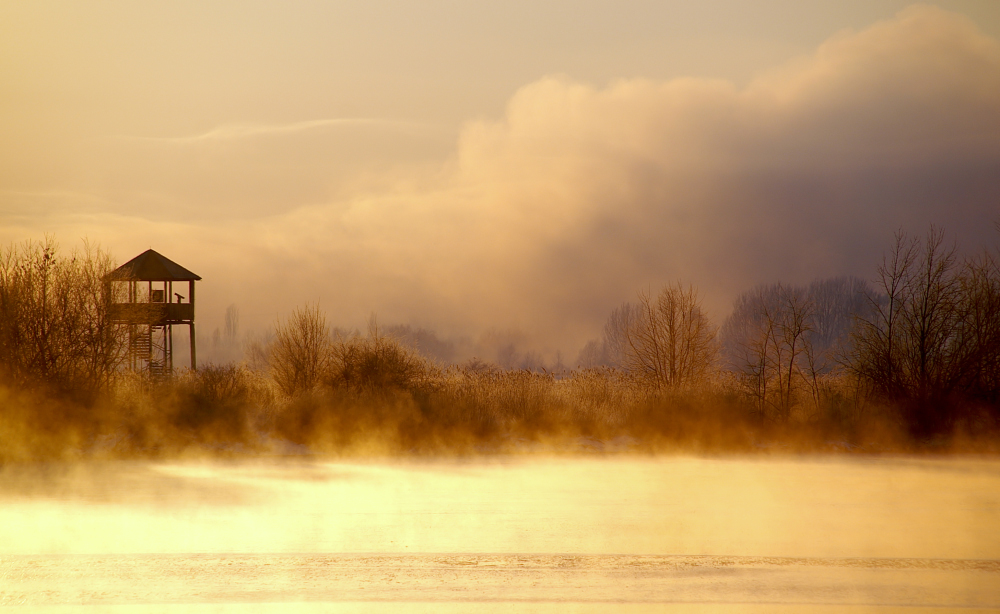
[718,227,1000,436]
[578,227,1000,438]
[0,228,997,461]
[851,229,1000,435]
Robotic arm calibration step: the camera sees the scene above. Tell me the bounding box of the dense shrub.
[164,365,275,444]
[329,331,434,396]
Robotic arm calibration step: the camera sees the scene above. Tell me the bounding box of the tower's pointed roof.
[108,249,201,281]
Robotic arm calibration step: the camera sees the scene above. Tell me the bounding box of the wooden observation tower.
[107,250,201,375]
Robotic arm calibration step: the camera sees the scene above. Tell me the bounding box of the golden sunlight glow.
[2,2,999,610]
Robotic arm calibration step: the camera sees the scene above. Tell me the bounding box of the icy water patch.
[3,553,1000,609]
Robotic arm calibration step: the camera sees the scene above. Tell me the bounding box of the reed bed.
[0,337,992,462]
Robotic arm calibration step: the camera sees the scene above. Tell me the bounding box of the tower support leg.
[190,322,197,371]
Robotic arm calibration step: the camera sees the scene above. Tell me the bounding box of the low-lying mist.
[1,222,998,462]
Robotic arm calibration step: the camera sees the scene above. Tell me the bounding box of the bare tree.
[806,276,873,368]
[602,301,642,368]
[850,227,965,433]
[955,248,1000,407]
[224,304,240,346]
[770,285,812,422]
[848,233,914,411]
[721,283,814,422]
[75,240,129,391]
[269,303,331,396]
[721,285,773,421]
[0,237,127,398]
[615,283,717,391]
[904,229,962,403]
[799,276,874,414]
[575,339,606,369]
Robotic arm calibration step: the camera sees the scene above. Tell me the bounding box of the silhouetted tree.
[0,237,126,399]
[606,283,717,391]
[721,283,811,422]
[955,247,1000,408]
[722,276,875,423]
[269,303,331,396]
[602,301,642,368]
[849,226,1000,434]
[850,227,981,434]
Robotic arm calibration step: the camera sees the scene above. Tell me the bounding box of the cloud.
[5,4,1000,357]
[82,117,456,221]
[308,4,998,348]
[114,118,441,144]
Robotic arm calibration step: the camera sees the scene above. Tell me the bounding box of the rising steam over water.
[2,456,999,611]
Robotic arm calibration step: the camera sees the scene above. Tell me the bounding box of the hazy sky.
[2,1,999,358]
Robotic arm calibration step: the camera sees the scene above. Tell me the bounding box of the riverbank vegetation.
[0,228,997,461]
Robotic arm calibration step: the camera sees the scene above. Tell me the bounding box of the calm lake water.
[2,455,999,612]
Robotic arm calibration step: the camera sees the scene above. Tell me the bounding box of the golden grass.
[2,337,994,462]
